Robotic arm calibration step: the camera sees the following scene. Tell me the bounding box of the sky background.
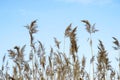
[0,0,120,74]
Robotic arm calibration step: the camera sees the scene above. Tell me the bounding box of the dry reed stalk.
[81,20,98,80]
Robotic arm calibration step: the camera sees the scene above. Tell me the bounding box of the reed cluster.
[0,20,120,80]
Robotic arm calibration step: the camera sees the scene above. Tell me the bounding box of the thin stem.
[118,50,120,76]
[32,53,34,80]
[63,36,66,53]
[90,34,94,80]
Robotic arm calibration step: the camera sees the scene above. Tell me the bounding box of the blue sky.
[0,0,120,72]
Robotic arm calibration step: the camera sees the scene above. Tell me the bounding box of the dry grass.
[0,20,120,80]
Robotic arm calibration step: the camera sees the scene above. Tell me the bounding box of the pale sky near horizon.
[0,0,120,73]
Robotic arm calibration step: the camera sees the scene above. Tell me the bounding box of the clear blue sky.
[0,0,120,72]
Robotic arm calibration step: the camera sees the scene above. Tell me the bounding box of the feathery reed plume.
[25,20,38,52]
[70,27,78,54]
[65,25,78,62]
[65,23,72,37]
[81,20,98,34]
[54,37,61,49]
[97,40,112,80]
[38,41,46,69]
[8,49,16,59]
[112,37,120,50]
[82,56,86,68]
[64,23,72,53]
[112,37,120,79]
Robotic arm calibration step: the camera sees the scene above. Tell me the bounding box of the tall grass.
[0,20,120,80]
